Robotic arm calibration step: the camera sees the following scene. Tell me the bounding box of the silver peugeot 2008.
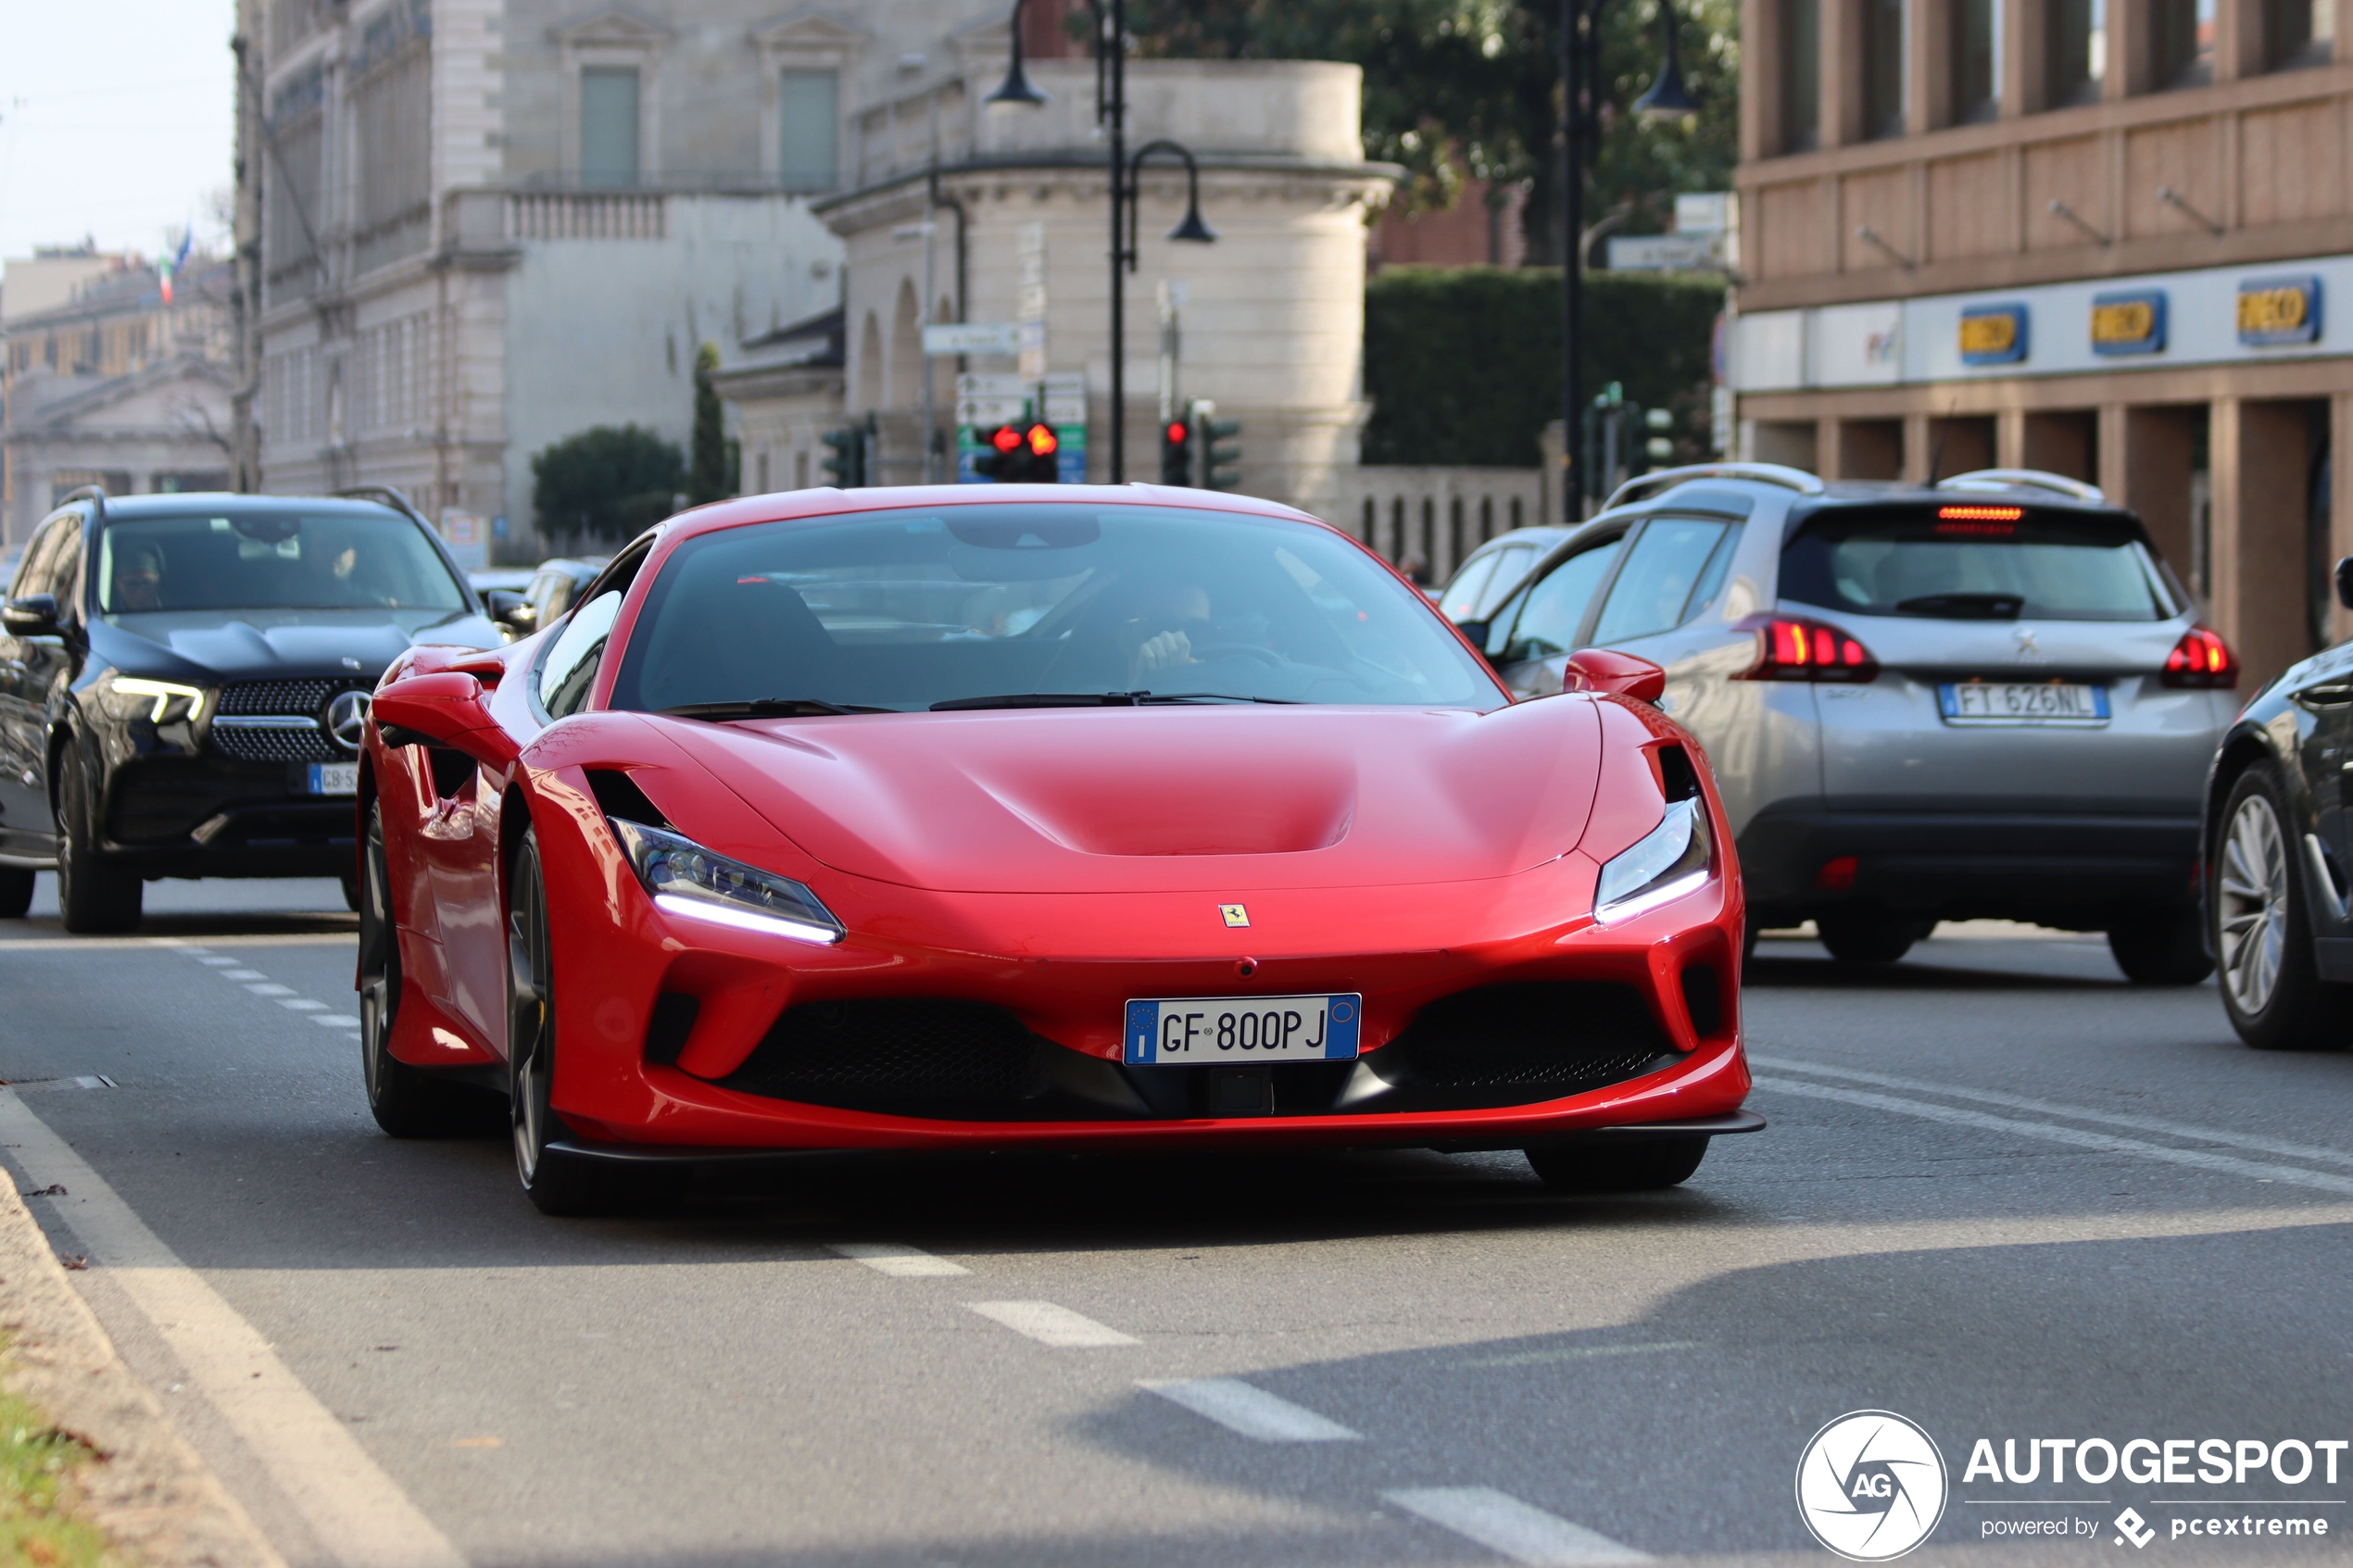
[1455,465,2238,982]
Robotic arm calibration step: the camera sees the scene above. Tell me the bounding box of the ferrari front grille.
[1380,983,1675,1101]
[720,999,1050,1112]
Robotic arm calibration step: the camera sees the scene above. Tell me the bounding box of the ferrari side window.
[538,589,623,719]
[1504,537,1622,665]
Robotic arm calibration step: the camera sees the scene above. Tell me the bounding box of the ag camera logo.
[1796,1411,1950,1561]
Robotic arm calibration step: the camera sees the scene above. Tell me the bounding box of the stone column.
[1822,0,1864,146]
[1995,408,2028,468]
[1910,0,1952,132]
[2209,398,2315,694]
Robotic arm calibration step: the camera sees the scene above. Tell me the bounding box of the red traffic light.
[1165,421,1189,445]
[989,425,1024,454]
[1026,423,1058,457]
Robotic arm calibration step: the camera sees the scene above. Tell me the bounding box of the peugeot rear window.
[1779,507,2181,622]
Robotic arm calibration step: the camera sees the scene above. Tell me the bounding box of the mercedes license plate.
[1124,994,1362,1065]
[1938,682,2110,725]
[307,761,360,796]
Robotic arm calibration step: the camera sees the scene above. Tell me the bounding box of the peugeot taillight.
[1734,615,1880,683]
[2161,626,2237,688]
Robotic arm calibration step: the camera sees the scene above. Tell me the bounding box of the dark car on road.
[0,487,504,932]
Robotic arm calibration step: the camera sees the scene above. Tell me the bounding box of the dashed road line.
[310,1014,363,1030]
[1384,1486,1650,1566]
[1453,1341,1700,1369]
[1754,1074,2353,1197]
[828,1242,970,1276]
[245,984,295,996]
[1141,1378,1362,1442]
[0,1090,467,1568]
[966,1300,1139,1348]
[278,998,326,1011]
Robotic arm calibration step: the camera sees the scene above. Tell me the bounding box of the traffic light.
[1160,417,1193,485]
[820,423,867,487]
[973,422,1061,483]
[1202,416,1241,491]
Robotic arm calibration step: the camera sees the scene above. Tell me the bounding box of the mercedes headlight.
[609,818,844,945]
[102,675,207,724]
[1593,799,1713,924]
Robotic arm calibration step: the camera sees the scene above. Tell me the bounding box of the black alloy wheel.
[2106,905,2215,985]
[1814,910,1932,964]
[507,827,621,1216]
[53,743,141,935]
[0,868,31,920]
[2214,765,2347,1050]
[1524,1135,1708,1192]
[360,805,484,1136]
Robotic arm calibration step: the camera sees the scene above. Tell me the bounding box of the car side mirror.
[1565,647,1668,705]
[1453,619,1491,658]
[2336,556,2353,612]
[484,590,536,634]
[371,671,520,771]
[2,594,61,636]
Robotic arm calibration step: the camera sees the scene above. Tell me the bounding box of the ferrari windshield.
[97,508,469,614]
[610,504,1499,713]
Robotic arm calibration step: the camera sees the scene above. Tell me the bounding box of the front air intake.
[1374,983,1675,1108]
[717,998,1050,1113]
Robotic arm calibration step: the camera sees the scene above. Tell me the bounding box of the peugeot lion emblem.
[325,689,371,754]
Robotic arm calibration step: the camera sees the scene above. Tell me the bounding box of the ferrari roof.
[650,483,1331,548]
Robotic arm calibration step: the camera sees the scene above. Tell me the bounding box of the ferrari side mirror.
[2,594,62,636]
[371,671,520,771]
[2335,555,2353,612]
[1565,647,1668,705]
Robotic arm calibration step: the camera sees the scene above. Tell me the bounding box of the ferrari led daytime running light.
[1593,798,1713,925]
[107,677,207,723]
[610,818,845,945]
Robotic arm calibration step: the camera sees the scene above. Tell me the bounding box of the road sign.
[924,322,1022,357]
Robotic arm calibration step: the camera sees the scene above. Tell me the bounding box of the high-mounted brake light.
[2161,625,2237,688]
[1936,505,2023,521]
[1733,614,1880,683]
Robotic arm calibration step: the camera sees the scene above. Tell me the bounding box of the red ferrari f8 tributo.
[358,486,1758,1212]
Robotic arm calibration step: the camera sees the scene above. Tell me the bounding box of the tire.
[341,872,362,913]
[53,744,140,935]
[1814,910,1931,964]
[1525,1135,1708,1193]
[0,868,31,919]
[2107,905,2215,985]
[2214,766,2347,1050]
[359,806,484,1137]
[507,828,621,1216]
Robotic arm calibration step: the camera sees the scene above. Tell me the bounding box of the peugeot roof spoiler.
[334,484,431,527]
[1603,462,1825,514]
[1934,468,2108,505]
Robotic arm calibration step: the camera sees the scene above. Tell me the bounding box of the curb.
[0,1174,285,1568]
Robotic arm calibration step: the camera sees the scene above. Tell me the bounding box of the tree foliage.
[531,425,686,544]
[1127,0,1739,261]
[689,341,735,507]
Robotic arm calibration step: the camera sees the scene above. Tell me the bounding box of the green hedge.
[1363,267,1725,469]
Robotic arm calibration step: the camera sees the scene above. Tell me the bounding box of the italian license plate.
[1938,682,2110,724]
[1124,994,1362,1065]
[307,761,360,796]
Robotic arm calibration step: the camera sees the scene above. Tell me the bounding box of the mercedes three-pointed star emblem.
[325,689,371,753]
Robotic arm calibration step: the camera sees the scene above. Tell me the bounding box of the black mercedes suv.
[0,488,510,932]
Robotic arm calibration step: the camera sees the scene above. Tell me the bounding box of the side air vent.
[1680,963,1723,1038]
[587,769,671,829]
[643,993,700,1066]
[1375,982,1676,1110]
[1655,744,1700,803]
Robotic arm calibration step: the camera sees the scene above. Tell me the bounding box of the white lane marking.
[197,957,240,967]
[827,1242,969,1276]
[966,1300,1139,1348]
[310,1015,363,1029]
[1385,1487,1650,1565]
[0,1092,468,1568]
[218,970,265,981]
[1140,1378,1361,1442]
[1756,1055,2353,1169]
[1454,1341,1700,1369]
[70,1075,115,1090]
[0,935,353,952]
[278,998,327,1011]
[244,984,295,997]
[1754,1075,2353,1197]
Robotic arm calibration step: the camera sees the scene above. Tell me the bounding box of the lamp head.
[1166,204,1217,244]
[1632,3,1702,120]
[985,57,1049,107]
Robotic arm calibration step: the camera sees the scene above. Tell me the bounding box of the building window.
[2267,0,2336,67]
[778,69,838,193]
[580,66,642,187]
[1955,0,2000,120]
[2154,0,2214,86]
[2048,0,2107,104]
[1863,0,1906,136]
[1781,0,1820,150]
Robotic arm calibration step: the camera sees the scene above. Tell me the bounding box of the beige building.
[1731,0,2353,689]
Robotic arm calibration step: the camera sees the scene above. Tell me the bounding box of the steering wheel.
[1188,643,1284,666]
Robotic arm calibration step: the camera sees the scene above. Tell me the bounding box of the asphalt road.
[1,878,2348,1567]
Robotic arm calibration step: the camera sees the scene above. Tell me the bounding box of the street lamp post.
[1561,0,1700,520]
[988,0,1214,483]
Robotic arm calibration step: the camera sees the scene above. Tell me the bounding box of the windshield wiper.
[1134,692,1301,705]
[1894,592,2025,620]
[661,698,887,720]
[930,692,1150,711]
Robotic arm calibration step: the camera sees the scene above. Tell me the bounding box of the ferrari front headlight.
[1593,798,1712,924]
[104,676,208,724]
[609,818,845,945]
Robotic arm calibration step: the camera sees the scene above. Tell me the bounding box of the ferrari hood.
[667,701,1606,895]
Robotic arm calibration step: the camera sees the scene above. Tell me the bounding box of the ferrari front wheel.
[1525,1135,1708,1193]
[507,827,621,1216]
[360,806,483,1137]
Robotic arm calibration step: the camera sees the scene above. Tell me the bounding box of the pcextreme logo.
[1795,1411,1950,1562]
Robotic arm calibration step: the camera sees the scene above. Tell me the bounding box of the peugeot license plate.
[1124,994,1362,1065]
[307,762,360,796]
[1938,682,2110,725]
